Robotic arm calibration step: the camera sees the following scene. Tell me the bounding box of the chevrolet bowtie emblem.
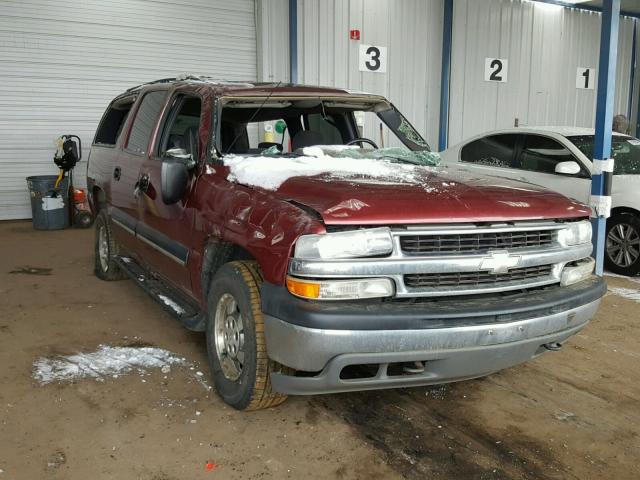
[480,251,521,274]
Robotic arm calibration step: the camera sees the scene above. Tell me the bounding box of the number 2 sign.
[576,67,595,89]
[484,58,508,83]
[359,45,387,73]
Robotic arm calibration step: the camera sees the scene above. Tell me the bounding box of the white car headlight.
[294,227,393,259]
[557,220,592,246]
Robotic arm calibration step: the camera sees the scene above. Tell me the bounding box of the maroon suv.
[87,76,605,410]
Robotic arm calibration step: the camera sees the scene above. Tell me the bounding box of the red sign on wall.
[349,29,360,40]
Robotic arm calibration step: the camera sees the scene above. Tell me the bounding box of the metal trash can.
[26,175,70,230]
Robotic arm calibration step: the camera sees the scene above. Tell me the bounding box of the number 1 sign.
[576,67,595,89]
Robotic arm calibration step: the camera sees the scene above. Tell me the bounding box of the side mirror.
[555,161,581,175]
[166,148,196,169]
[161,159,189,204]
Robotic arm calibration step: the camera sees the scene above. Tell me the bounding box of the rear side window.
[94,98,134,146]
[127,91,167,155]
[518,135,577,173]
[460,134,518,168]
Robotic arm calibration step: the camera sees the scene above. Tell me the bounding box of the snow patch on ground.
[609,287,640,302]
[223,149,435,191]
[33,345,186,385]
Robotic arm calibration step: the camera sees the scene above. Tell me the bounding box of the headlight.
[286,276,394,300]
[560,257,595,286]
[294,227,393,259]
[557,221,592,246]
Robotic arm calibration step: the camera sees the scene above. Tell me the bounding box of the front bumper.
[262,277,605,395]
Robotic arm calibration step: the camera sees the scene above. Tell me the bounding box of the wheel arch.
[92,186,108,214]
[200,239,256,302]
[610,206,640,219]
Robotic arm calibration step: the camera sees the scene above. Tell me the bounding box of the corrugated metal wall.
[295,0,444,148]
[449,0,637,146]
[0,0,257,219]
[256,0,290,82]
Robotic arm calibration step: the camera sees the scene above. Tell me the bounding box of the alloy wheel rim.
[98,225,109,271]
[214,293,245,381]
[606,223,640,268]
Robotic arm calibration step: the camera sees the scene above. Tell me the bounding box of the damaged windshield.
[214,96,438,167]
[569,135,640,175]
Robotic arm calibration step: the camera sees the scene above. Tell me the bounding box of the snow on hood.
[222,146,439,192]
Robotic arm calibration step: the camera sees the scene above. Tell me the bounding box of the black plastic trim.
[136,222,189,265]
[111,207,137,233]
[261,277,606,331]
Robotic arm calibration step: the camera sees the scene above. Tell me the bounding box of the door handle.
[113,166,121,181]
[134,173,150,198]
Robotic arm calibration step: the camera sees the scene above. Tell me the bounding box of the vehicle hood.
[274,166,590,225]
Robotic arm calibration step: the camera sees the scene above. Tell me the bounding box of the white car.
[439,127,640,276]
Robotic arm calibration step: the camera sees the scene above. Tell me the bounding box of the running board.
[114,256,206,332]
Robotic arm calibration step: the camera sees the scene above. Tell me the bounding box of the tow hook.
[543,342,563,351]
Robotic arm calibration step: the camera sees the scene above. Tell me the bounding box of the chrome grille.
[289,221,590,298]
[400,230,555,255]
[404,265,554,289]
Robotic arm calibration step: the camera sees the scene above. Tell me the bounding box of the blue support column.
[591,0,621,276]
[635,20,640,137]
[289,0,298,84]
[628,20,636,123]
[438,0,453,152]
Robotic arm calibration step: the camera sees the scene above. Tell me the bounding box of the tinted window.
[94,98,134,146]
[460,134,518,168]
[518,135,576,173]
[159,96,202,158]
[569,135,640,175]
[127,91,167,155]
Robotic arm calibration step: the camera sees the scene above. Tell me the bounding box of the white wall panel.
[296,0,444,148]
[0,0,257,219]
[256,0,290,82]
[449,0,637,147]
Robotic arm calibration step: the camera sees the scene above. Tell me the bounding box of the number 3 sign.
[359,45,387,73]
[484,58,508,82]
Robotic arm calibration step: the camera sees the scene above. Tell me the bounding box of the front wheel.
[205,261,288,411]
[605,213,640,276]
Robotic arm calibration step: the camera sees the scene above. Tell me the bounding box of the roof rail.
[125,75,255,93]
[125,77,178,92]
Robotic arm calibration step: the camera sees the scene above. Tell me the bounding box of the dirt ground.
[0,220,639,480]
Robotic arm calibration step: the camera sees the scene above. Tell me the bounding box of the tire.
[94,210,128,281]
[605,213,640,276]
[206,261,288,411]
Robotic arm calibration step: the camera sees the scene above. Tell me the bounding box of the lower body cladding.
[261,277,606,395]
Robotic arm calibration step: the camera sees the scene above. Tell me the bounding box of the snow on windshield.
[222,146,441,191]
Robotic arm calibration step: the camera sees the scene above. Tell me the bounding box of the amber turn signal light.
[286,277,321,299]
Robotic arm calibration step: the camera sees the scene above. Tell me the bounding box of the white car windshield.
[568,135,640,175]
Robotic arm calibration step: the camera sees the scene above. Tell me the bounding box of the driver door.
[135,93,203,296]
